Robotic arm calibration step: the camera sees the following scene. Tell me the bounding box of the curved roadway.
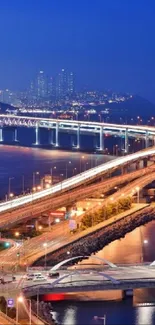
[0,147,155,213]
[0,164,154,229]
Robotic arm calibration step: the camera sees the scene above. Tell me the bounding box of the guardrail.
[0,310,20,325]
[23,278,155,296]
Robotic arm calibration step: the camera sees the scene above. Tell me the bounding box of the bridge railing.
[0,310,20,325]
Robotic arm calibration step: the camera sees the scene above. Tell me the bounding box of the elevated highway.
[0,163,154,229]
[1,166,155,268]
[0,147,155,217]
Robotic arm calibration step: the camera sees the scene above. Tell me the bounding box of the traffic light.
[4,242,10,248]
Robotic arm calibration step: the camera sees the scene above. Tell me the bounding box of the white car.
[33,275,47,282]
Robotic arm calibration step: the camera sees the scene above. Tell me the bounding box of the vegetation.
[80,197,132,230]
[0,296,16,319]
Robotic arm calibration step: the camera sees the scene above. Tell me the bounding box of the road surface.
[0,147,155,213]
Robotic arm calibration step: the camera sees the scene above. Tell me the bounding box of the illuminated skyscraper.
[56,69,75,98]
[56,69,67,98]
[37,70,47,98]
[47,76,55,97]
[68,72,74,94]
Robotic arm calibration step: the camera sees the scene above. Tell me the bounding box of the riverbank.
[33,204,148,266]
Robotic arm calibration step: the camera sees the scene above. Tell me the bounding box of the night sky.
[0,0,155,100]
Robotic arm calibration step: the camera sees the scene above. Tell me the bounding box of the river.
[50,221,155,325]
[0,145,111,200]
[1,144,155,324]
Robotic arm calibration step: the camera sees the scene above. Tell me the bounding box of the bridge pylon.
[34,124,39,145]
[0,128,3,142]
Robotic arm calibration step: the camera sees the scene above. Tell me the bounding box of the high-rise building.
[55,69,75,98]
[29,80,36,98]
[47,76,55,97]
[68,72,74,94]
[37,70,47,98]
[56,69,67,98]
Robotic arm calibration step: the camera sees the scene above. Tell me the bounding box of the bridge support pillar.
[99,126,104,151]
[55,122,59,147]
[34,124,39,145]
[125,129,128,154]
[14,128,18,142]
[136,160,140,170]
[145,131,149,148]
[0,128,3,142]
[49,129,54,145]
[76,124,80,149]
[35,219,39,231]
[121,166,128,175]
[143,157,148,168]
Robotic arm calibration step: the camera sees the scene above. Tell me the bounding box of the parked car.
[33,275,47,282]
[48,272,60,278]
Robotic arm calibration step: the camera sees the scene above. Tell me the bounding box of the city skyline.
[0,1,155,101]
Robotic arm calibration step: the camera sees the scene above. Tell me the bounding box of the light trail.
[0,147,154,213]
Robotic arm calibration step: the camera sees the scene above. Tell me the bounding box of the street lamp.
[93,315,106,325]
[15,231,20,237]
[66,161,72,179]
[32,171,39,188]
[16,296,31,325]
[73,167,77,176]
[85,161,89,171]
[43,242,47,269]
[22,175,25,194]
[136,186,140,204]
[50,166,56,182]
[8,177,14,198]
[45,183,50,189]
[80,156,85,173]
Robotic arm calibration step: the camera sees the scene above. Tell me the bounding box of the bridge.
[0,114,155,151]
[22,263,155,296]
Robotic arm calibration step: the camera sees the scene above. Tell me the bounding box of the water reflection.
[63,306,77,325]
[78,221,155,266]
[136,305,155,325]
[51,221,155,324]
[0,145,112,199]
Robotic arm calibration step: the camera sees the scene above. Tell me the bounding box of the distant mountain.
[0,102,16,113]
[104,95,155,117]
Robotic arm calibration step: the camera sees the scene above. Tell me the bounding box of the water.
[49,221,155,325]
[51,300,155,325]
[0,145,112,200]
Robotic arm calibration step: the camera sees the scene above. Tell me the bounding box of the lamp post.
[8,177,14,198]
[43,242,47,269]
[73,167,77,176]
[66,161,72,179]
[32,171,39,188]
[50,166,56,183]
[22,175,25,194]
[136,186,140,204]
[93,315,106,325]
[139,226,148,263]
[16,296,31,325]
[80,156,85,173]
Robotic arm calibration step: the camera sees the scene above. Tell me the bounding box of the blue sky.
[0,0,155,100]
